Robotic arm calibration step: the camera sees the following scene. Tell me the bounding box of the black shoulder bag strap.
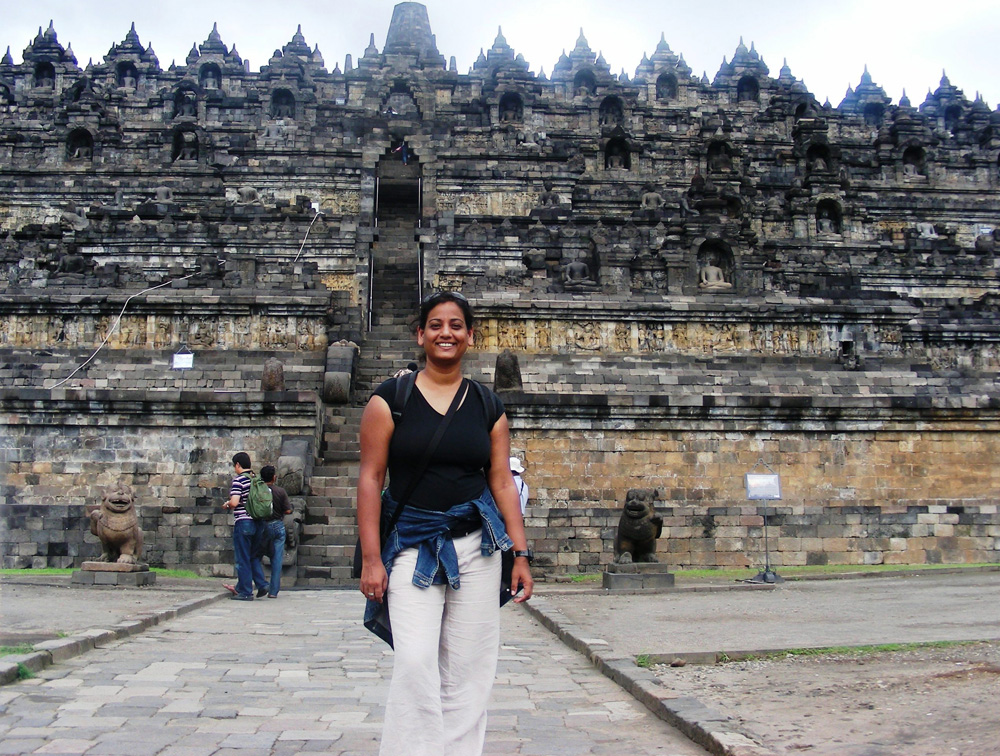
[383,376,468,533]
[392,369,418,423]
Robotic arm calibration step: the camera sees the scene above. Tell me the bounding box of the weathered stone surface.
[79,562,149,572]
[1,5,999,580]
[73,569,157,586]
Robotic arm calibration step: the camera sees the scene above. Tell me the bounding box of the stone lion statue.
[89,481,144,564]
[613,488,663,564]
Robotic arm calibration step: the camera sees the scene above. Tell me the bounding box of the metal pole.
[417,176,424,299]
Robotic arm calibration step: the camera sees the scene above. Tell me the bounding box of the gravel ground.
[0,575,220,644]
[653,641,1000,755]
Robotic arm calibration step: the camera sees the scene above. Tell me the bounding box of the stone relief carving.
[464,318,891,358]
[638,323,666,352]
[566,321,601,350]
[0,314,323,350]
[322,191,361,215]
[453,191,535,216]
[497,320,527,350]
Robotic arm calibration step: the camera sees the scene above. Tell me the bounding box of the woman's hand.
[360,560,388,603]
[510,557,533,602]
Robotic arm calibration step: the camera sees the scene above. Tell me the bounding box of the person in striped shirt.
[222,452,268,600]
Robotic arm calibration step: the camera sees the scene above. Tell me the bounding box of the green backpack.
[243,472,274,520]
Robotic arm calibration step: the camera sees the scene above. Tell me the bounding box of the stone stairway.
[296,206,421,586]
[296,404,363,586]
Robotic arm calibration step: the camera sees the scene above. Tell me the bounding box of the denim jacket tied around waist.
[363,487,513,624]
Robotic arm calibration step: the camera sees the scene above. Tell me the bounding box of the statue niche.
[199,63,221,90]
[573,69,597,97]
[636,183,666,221]
[656,72,678,101]
[864,103,884,128]
[66,129,93,162]
[697,241,734,291]
[599,96,624,127]
[560,250,599,292]
[116,61,138,89]
[173,88,197,119]
[707,141,733,173]
[271,89,295,119]
[614,489,663,564]
[537,179,561,208]
[499,92,523,123]
[816,200,842,235]
[605,137,630,170]
[737,75,759,104]
[34,62,55,89]
[172,129,199,162]
[49,244,90,284]
[806,144,832,175]
[903,145,926,177]
[531,179,567,221]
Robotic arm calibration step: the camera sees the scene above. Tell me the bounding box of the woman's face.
[417,300,473,363]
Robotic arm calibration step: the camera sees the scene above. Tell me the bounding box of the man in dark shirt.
[259,465,292,598]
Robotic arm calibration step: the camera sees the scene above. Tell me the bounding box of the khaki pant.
[379,530,501,756]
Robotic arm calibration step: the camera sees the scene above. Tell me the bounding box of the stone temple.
[2,3,999,583]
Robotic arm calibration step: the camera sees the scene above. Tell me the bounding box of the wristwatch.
[512,549,533,563]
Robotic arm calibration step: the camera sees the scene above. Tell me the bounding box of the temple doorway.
[370,146,422,329]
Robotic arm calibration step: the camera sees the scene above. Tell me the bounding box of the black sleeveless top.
[372,377,504,512]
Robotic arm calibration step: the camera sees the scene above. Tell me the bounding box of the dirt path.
[653,641,1000,756]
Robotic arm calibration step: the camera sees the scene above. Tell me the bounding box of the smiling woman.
[356,291,533,756]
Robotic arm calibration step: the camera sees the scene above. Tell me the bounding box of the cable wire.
[48,272,198,389]
[292,211,324,263]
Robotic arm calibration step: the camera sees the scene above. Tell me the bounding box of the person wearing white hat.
[509,456,528,514]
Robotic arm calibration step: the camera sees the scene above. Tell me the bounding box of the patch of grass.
[17,663,35,680]
[0,644,35,657]
[0,568,74,576]
[151,568,206,579]
[568,573,602,583]
[672,563,997,582]
[635,653,652,668]
[730,640,976,663]
[0,567,209,580]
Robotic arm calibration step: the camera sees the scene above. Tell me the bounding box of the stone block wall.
[0,389,322,573]
[2,8,1000,580]
[2,348,326,392]
[509,401,1000,574]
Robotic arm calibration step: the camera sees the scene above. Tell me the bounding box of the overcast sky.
[5,0,999,108]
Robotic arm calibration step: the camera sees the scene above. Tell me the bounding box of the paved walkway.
[0,587,709,756]
[2,569,998,756]
[532,570,1000,660]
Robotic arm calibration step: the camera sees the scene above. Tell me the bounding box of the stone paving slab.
[6,571,997,755]
[0,576,223,645]
[536,570,1000,659]
[0,589,710,756]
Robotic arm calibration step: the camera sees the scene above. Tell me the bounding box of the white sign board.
[172,352,194,370]
[745,473,781,500]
